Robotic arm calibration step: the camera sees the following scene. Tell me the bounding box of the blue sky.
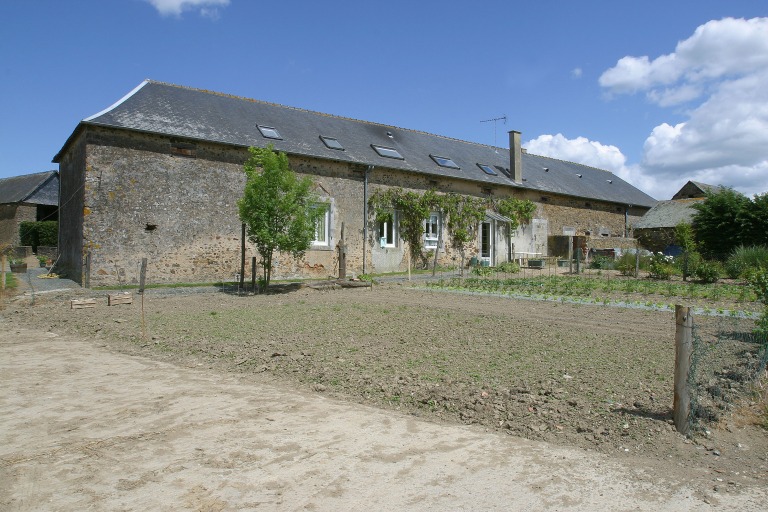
[1,0,766,199]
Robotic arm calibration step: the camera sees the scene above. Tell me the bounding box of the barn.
[53,80,656,286]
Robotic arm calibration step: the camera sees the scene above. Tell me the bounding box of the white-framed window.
[424,212,440,249]
[312,204,331,246]
[378,213,396,248]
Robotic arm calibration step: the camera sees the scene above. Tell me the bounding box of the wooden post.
[139,258,148,341]
[635,248,640,278]
[239,223,246,294]
[338,222,347,279]
[251,257,257,293]
[674,305,694,435]
[568,236,573,274]
[575,246,581,274]
[1,254,6,292]
[407,243,411,281]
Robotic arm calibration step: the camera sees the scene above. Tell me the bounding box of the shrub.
[497,261,521,273]
[589,255,614,270]
[648,252,675,280]
[746,268,768,335]
[725,245,768,279]
[472,265,494,277]
[675,251,702,281]
[692,260,722,283]
[615,253,636,276]
[19,221,58,250]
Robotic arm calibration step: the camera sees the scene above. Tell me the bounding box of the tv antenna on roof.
[480,115,507,149]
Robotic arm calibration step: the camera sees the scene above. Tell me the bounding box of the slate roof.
[0,171,59,206]
[55,80,657,208]
[671,181,724,200]
[633,198,703,229]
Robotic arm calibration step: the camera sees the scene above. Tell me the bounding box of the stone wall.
[58,131,86,282]
[0,204,36,247]
[60,126,649,286]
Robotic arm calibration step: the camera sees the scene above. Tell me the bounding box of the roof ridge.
[144,79,508,152]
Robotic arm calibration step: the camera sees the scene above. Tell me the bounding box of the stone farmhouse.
[53,80,656,287]
[0,170,59,248]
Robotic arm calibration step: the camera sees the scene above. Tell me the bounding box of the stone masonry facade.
[59,127,646,287]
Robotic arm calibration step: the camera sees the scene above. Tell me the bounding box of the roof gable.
[0,171,58,205]
[671,180,723,200]
[56,80,657,208]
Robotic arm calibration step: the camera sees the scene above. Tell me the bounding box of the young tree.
[238,146,321,290]
[674,222,699,281]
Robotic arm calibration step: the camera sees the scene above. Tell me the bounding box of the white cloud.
[525,133,626,172]
[144,0,230,17]
[571,68,582,79]
[599,17,768,105]
[594,17,768,199]
[524,132,768,201]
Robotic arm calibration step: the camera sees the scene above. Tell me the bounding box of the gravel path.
[2,326,766,511]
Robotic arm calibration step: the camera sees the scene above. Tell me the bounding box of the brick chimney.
[509,130,522,184]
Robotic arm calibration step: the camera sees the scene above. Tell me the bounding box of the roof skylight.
[477,163,497,176]
[257,125,282,140]
[320,136,344,150]
[371,144,404,160]
[430,155,460,169]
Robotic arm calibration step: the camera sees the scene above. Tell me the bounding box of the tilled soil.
[4,282,767,493]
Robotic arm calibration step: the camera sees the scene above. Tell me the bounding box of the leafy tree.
[739,192,768,247]
[691,188,750,259]
[238,146,321,290]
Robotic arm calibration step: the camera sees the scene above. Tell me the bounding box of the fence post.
[674,305,693,434]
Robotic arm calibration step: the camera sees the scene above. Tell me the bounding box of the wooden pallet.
[70,298,96,309]
[108,293,133,306]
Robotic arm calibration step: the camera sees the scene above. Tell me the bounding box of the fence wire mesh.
[688,314,768,433]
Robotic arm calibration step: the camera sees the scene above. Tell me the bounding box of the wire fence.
[686,313,768,433]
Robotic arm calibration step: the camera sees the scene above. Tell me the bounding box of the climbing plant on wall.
[495,197,536,231]
[369,188,440,267]
[369,189,536,271]
[440,193,487,269]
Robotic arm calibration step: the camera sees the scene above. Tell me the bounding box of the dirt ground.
[2,281,767,510]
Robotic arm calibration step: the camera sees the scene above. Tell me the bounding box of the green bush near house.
[692,260,722,284]
[589,254,614,270]
[648,253,675,280]
[19,221,58,251]
[725,245,768,279]
[496,261,521,274]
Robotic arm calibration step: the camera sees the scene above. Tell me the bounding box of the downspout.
[363,165,373,275]
[625,204,631,238]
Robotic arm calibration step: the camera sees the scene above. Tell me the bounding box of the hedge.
[19,221,58,251]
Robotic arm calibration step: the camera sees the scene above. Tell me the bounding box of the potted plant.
[37,255,48,268]
[9,257,27,273]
